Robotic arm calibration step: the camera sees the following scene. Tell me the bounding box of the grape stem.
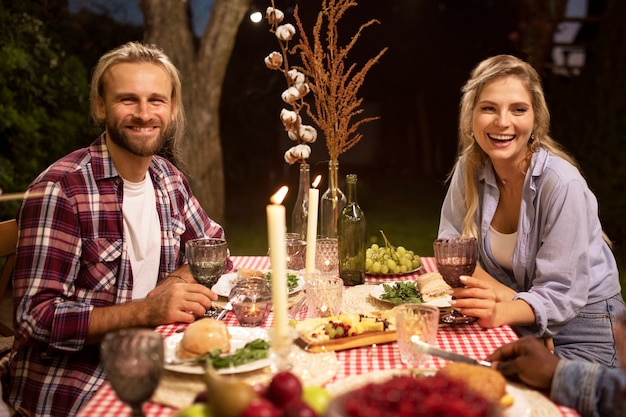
[379,230,400,262]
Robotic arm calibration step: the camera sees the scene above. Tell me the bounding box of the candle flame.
[312,175,322,188]
[270,186,288,204]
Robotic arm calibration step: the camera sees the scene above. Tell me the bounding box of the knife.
[411,336,491,367]
[215,301,233,321]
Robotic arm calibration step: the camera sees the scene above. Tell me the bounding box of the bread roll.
[416,272,452,302]
[438,363,511,406]
[179,318,231,359]
[237,268,266,279]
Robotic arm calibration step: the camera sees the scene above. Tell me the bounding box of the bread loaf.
[237,268,266,279]
[179,318,231,359]
[438,362,512,407]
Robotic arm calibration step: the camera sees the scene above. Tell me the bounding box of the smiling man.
[1,42,228,417]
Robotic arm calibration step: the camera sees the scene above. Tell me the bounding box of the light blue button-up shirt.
[439,147,621,337]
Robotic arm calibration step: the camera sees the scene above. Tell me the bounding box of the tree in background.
[141,0,252,225]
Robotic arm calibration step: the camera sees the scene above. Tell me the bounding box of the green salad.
[201,339,270,369]
[380,281,423,305]
[264,272,300,292]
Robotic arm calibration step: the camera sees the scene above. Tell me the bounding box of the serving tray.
[296,330,397,353]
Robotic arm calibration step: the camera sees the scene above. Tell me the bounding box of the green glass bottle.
[338,174,366,285]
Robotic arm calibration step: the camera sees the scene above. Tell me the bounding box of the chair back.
[0,219,17,336]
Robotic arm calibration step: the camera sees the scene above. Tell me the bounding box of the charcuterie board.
[296,329,397,353]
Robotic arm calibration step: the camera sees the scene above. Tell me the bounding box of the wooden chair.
[0,219,17,337]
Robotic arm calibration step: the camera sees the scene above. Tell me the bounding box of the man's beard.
[106,118,175,157]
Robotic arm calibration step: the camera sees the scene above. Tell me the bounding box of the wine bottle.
[338,174,366,285]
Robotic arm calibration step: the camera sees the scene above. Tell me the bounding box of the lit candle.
[267,186,289,339]
[305,175,321,273]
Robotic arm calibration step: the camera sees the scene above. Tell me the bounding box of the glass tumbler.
[395,303,440,366]
[286,232,306,271]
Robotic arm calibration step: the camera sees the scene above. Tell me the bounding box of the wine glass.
[433,237,478,325]
[185,238,228,288]
[100,328,164,417]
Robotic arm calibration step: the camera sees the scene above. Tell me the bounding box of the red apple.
[283,399,318,417]
[240,397,282,417]
[266,372,303,407]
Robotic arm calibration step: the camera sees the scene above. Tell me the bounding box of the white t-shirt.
[488,225,516,271]
[122,176,161,299]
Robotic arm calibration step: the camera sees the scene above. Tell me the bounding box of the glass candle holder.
[229,277,272,327]
[315,237,339,274]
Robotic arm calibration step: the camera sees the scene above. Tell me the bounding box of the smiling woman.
[438,54,626,367]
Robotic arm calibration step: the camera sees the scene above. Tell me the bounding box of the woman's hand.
[451,275,535,328]
[449,275,499,327]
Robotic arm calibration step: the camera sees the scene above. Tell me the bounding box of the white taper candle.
[267,186,289,339]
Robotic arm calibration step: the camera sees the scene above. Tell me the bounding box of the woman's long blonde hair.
[455,55,576,237]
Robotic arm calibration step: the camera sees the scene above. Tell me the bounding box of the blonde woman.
[438,54,624,366]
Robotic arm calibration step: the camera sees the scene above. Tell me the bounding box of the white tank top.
[488,225,516,271]
[122,176,162,299]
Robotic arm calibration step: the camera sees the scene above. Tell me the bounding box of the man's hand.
[144,278,218,324]
[485,336,560,390]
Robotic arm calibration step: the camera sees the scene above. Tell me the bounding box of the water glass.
[185,238,228,288]
[395,303,440,367]
[286,232,306,271]
[304,275,343,318]
[315,237,339,274]
[100,328,164,417]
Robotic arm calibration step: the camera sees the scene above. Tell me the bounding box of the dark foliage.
[0,1,141,220]
[546,0,626,270]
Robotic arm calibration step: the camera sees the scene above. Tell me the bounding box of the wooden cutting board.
[296,330,397,353]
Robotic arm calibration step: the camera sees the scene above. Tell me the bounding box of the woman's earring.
[530,133,535,142]
[470,131,475,138]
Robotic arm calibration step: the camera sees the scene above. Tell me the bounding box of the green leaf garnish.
[380,281,423,305]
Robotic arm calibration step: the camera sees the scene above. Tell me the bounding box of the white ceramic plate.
[370,282,452,308]
[326,369,533,417]
[164,326,270,375]
[211,272,305,298]
[366,264,422,277]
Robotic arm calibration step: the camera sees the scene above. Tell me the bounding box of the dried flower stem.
[293,0,387,162]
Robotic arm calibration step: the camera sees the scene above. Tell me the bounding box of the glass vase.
[319,160,346,238]
[291,163,310,239]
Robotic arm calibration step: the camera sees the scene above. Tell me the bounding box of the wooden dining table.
[76,256,580,417]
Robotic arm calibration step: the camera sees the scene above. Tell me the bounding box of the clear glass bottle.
[338,174,366,285]
[291,163,310,239]
[319,160,346,238]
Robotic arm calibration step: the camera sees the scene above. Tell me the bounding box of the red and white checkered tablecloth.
[76,256,579,417]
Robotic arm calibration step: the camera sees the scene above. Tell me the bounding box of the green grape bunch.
[365,230,422,275]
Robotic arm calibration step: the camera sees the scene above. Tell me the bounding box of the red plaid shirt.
[3,134,226,416]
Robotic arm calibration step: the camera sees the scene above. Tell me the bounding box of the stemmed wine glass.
[185,238,228,289]
[100,328,164,417]
[433,237,479,325]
